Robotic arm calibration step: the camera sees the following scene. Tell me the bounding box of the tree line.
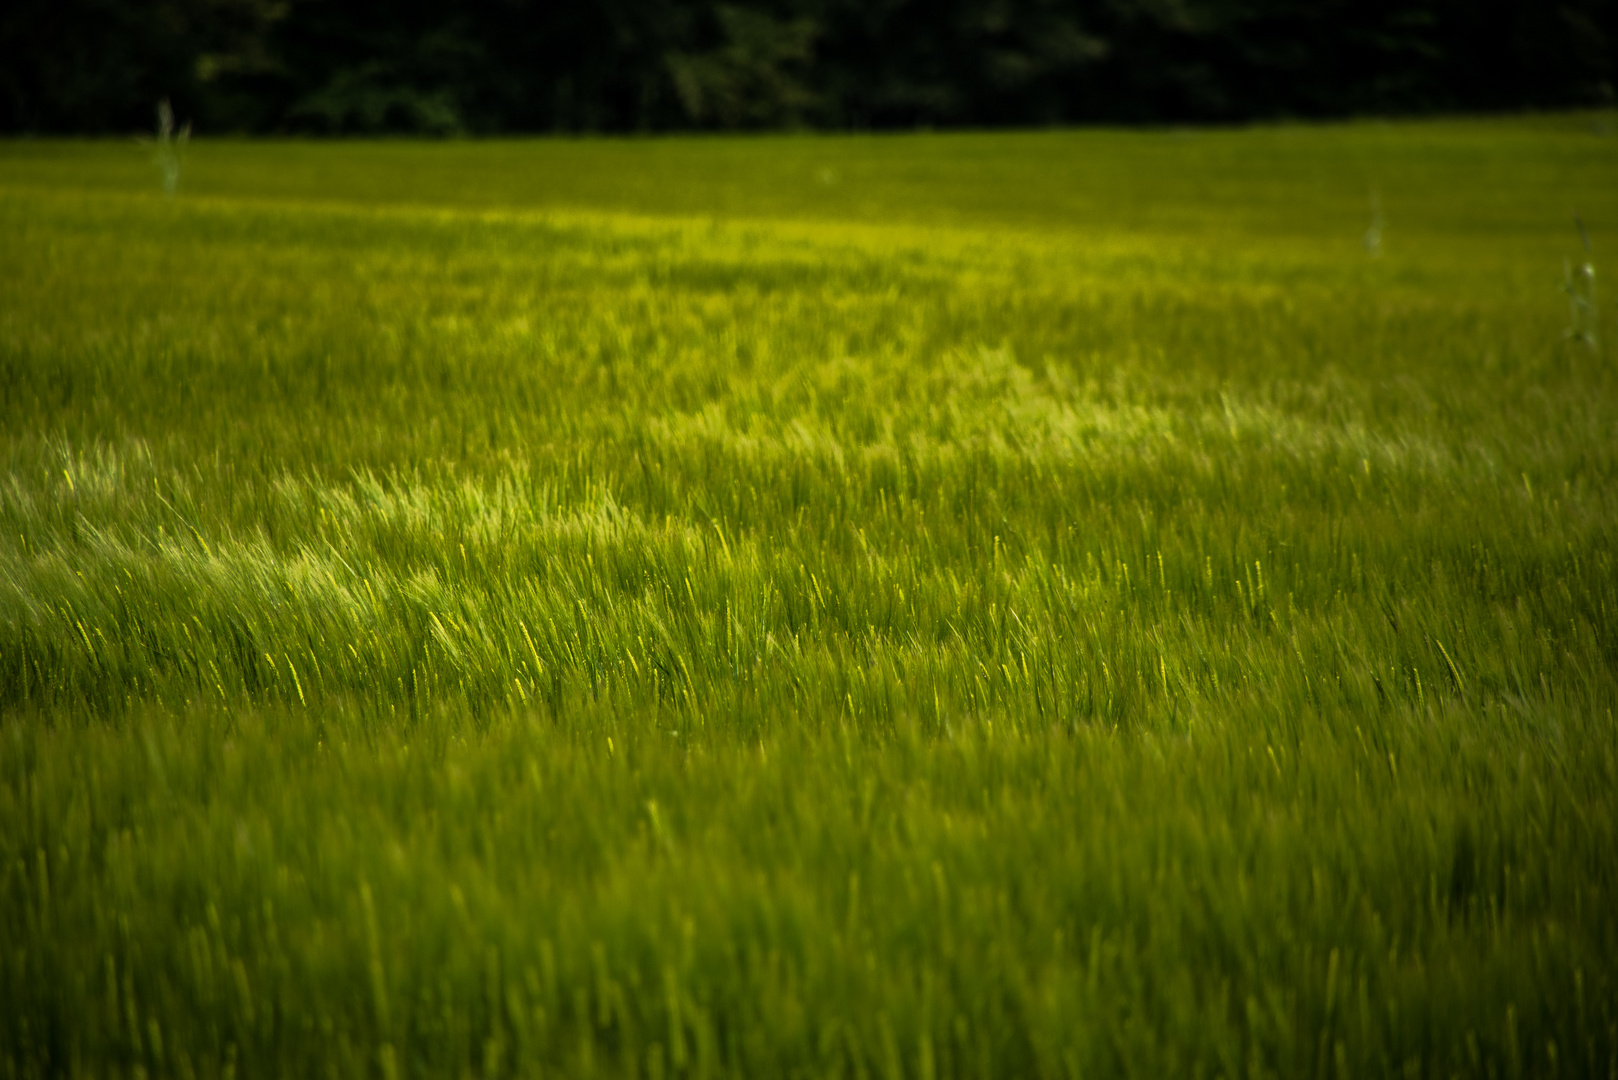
[3,0,1614,135]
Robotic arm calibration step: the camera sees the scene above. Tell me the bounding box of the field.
[2,117,1617,1078]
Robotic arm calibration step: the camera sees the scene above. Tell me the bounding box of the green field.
[3,117,1617,1078]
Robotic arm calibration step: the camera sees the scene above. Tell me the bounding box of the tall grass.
[2,118,1616,1078]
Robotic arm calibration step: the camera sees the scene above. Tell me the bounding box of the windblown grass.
[2,117,1616,1078]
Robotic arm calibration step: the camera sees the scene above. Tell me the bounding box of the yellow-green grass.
[2,117,1616,1078]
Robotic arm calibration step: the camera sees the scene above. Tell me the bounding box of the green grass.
[2,116,1617,1078]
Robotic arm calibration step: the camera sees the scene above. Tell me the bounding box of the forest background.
[4,0,1616,136]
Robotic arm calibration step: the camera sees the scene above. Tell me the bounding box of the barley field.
[2,117,1616,1079]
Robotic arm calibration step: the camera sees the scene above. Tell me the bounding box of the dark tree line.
[3,0,1614,135]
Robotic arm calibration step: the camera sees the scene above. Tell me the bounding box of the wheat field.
[2,117,1616,1078]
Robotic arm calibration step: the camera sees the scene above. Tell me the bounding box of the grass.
[2,116,1616,1078]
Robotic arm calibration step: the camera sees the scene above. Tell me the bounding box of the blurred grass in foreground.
[2,117,1617,1078]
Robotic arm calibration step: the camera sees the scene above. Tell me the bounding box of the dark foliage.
[2,0,1613,134]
